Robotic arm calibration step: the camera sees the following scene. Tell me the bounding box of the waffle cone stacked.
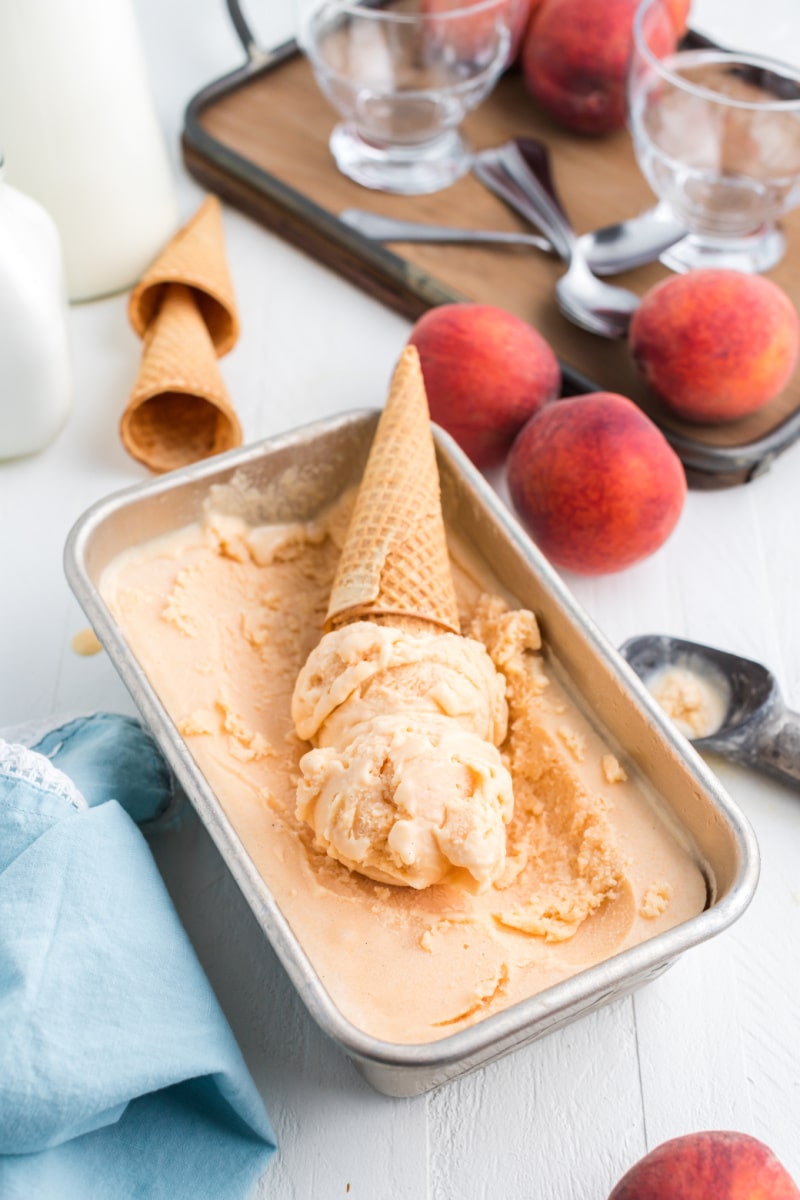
[121,195,242,474]
[325,345,460,636]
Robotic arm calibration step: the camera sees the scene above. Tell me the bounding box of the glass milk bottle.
[0,157,72,459]
[0,0,180,302]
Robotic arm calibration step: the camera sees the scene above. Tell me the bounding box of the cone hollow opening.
[132,284,236,356]
[122,391,240,474]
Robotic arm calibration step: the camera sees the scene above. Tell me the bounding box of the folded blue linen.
[0,713,276,1200]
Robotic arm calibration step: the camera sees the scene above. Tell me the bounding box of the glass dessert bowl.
[628,0,800,273]
[297,0,516,194]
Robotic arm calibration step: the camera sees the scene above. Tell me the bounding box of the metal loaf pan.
[64,412,760,1097]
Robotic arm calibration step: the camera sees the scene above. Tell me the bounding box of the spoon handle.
[472,158,568,259]
[494,142,577,257]
[513,137,574,230]
[339,209,553,253]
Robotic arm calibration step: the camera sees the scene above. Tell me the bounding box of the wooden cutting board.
[182,40,800,487]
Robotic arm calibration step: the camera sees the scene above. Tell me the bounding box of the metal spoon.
[474,140,640,338]
[339,209,553,254]
[338,206,686,277]
[474,136,685,274]
[620,634,800,791]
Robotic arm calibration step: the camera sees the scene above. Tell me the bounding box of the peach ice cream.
[99,491,708,1043]
[292,621,513,889]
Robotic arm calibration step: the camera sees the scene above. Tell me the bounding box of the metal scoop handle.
[717,702,800,788]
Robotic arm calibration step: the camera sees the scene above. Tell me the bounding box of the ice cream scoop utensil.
[474,140,640,338]
[620,634,800,790]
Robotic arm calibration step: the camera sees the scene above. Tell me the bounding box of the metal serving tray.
[181,9,800,489]
[64,413,759,1097]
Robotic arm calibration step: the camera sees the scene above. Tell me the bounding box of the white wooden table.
[2,1,799,1195]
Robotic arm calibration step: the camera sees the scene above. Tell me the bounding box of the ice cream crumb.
[602,754,627,784]
[640,882,672,919]
[495,849,529,889]
[163,567,203,636]
[230,736,273,762]
[258,786,279,812]
[432,964,509,1025]
[178,709,216,737]
[495,896,590,942]
[71,627,103,656]
[208,515,253,563]
[218,701,274,760]
[420,930,434,952]
[558,727,586,762]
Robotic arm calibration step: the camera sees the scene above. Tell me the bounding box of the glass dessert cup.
[628,0,800,274]
[297,0,514,195]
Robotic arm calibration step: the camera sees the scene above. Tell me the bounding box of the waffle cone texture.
[121,195,242,473]
[128,194,239,354]
[325,345,461,635]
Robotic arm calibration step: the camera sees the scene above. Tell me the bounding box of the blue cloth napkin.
[0,713,276,1200]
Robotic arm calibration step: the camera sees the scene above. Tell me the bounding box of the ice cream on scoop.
[290,346,514,890]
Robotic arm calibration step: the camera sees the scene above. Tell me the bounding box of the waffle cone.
[325,345,460,635]
[128,195,239,356]
[120,283,242,474]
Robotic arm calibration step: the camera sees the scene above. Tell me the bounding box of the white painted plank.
[429,1001,644,1200]
[634,753,800,1168]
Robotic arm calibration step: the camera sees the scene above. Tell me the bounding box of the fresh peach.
[521,0,676,134]
[507,392,686,574]
[665,0,691,36]
[608,1131,800,1199]
[630,269,800,423]
[422,0,531,66]
[507,0,545,62]
[408,303,560,469]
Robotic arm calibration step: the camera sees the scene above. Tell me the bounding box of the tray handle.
[226,0,268,63]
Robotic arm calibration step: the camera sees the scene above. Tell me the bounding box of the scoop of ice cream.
[293,621,508,746]
[291,621,513,889]
[647,663,728,739]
